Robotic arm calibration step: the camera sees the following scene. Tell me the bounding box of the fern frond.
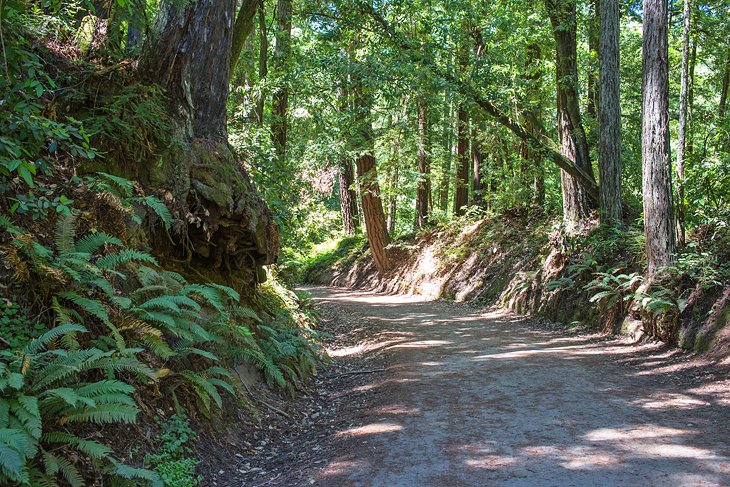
[75,232,123,254]
[130,196,172,230]
[54,212,78,256]
[96,249,157,269]
[56,292,109,322]
[96,172,134,196]
[59,403,138,425]
[23,324,87,355]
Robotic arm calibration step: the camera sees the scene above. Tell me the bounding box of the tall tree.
[338,84,359,235]
[415,97,431,228]
[272,0,292,162]
[353,72,390,274]
[439,87,454,212]
[453,103,469,216]
[676,0,692,244]
[642,0,675,276]
[545,0,596,232]
[598,0,623,225]
[256,3,268,125]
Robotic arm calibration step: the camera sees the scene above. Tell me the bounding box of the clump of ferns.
[0,324,162,486]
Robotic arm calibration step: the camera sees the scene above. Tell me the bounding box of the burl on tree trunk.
[139,0,279,288]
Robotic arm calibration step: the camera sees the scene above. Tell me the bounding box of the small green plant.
[584,270,643,317]
[144,415,202,487]
[0,303,47,350]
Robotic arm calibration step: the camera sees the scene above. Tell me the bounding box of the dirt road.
[223,286,730,487]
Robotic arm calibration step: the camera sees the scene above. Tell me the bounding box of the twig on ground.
[337,368,385,377]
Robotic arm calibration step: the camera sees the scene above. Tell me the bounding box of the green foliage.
[0,303,47,350]
[144,415,202,487]
[296,235,367,284]
[0,323,160,486]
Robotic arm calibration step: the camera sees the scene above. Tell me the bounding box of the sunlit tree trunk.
[642,0,675,277]
[471,132,483,206]
[271,0,291,163]
[439,90,453,213]
[256,3,267,125]
[598,0,623,226]
[230,0,262,81]
[416,98,431,228]
[675,0,691,244]
[353,77,390,274]
[546,0,595,233]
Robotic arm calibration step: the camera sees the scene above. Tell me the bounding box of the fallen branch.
[337,368,385,377]
[233,367,292,419]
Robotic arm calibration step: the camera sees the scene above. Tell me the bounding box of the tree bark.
[453,105,469,216]
[546,0,595,232]
[439,88,453,212]
[676,0,691,244]
[256,2,268,125]
[598,0,623,226]
[587,0,600,124]
[642,0,675,277]
[353,76,390,274]
[339,157,359,235]
[719,42,730,119]
[229,0,262,81]
[416,97,431,228]
[271,0,292,162]
[471,131,483,205]
[139,0,278,285]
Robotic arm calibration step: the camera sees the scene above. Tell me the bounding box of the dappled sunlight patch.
[318,458,371,478]
[456,443,517,470]
[375,404,421,415]
[584,426,691,442]
[632,393,711,411]
[326,337,409,357]
[335,421,403,438]
[558,446,621,470]
[387,339,453,350]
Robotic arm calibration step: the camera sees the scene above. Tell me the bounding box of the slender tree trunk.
[471,131,483,205]
[642,0,675,277]
[676,0,691,245]
[439,90,453,212]
[229,0,262,81]
[598,0,623,225]
[256,3,267,125]
[353,77,390,274]
[125,0,145,54]
[271,0,291,162]
[686,36,697,156]
[453,105,469,215]
[546,0,595,232]
[338,84,358,235]
[587,0,600,124]
[416,97,431,228]
[719,42,730,119]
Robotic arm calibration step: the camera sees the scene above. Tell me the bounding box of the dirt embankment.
[304,214,730,356]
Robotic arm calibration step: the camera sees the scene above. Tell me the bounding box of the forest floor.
[205,286,730,487]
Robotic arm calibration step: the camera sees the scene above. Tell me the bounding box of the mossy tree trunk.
[139,0,278,287]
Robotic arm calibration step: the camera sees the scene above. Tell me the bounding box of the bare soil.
[205,286,730,487]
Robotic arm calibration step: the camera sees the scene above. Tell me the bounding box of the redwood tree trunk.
[353,80,390,274]
[416,98,431,228]
[139,0,278,284]
[598,0,623,225]
[471,134,483,205]
[546,0,595,232]
[439,89,453,212]
[642,0,675,276]
[271,0,292,162]
[339,157,359,235]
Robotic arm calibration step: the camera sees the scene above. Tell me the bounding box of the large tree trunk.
[642,0,675,277]
[587,0,600,126]
[230,0,262,81]
[415,97,431,228]
[546,0,595,233]
[139,0,278,287]
[271,0,292,162]
[471,132,483,205]
[353,77,390,274]
[676,0,692,245]
[720,42,730,119]
[598,0,623,226]
[453,105,469,216]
